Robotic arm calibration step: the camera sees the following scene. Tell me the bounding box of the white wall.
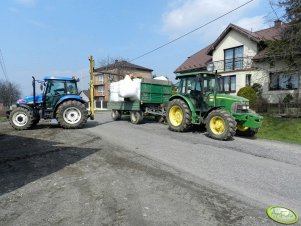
[212,30,257,62]
[211,29,301,103]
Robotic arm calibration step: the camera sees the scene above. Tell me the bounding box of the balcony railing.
[94,80,104,85]
[211,57,254,72]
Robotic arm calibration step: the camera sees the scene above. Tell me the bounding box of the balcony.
[210,57,254,72]
[94,80,104,85]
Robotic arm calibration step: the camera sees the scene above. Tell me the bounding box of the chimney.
[274,19,282,28]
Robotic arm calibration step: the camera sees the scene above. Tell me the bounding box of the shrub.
[237,86,257,105]
[251,83,262,97]
[283,94,294,103]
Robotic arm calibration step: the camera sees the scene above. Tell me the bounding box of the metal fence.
[252,103,301,117]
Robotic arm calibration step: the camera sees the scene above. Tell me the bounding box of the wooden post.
[89,56,95,120]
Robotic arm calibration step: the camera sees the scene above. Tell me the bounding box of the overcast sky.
[0,0,283,96]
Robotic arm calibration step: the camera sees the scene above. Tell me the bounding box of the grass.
[257,115,301,145]
[0,117,7,122]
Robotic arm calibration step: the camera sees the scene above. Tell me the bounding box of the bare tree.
[267,0,301,69]
[0,80,21,107]
[97,56,132,79]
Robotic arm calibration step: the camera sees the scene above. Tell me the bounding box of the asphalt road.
[88,112,301,220]
[0,112,300,225]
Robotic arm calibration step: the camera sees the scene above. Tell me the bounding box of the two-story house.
[93,60,153,108]
[175,21,301,103]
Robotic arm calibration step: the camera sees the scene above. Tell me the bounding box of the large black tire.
[166,99,191,132]
[9,107,34,130]
[56,100,88,129]
[130,111,143,124]
[111,110,121,121]
[32,117,40,127]
[205,109,236,140]
[236,126,258,137]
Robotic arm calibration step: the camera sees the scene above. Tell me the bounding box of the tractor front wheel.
[56,100,88,129]
[236,125,258,137]
[205,110,236,140]
[167,99,191,132]
[9,107,34,130]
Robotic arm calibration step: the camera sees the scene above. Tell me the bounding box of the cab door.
[45,80,66,110]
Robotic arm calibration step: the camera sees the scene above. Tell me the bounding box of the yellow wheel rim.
[169,105,183,126]
[209,116,225,135]
[237,124,249,131]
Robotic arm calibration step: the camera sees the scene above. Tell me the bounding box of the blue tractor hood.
[17,94,43,104]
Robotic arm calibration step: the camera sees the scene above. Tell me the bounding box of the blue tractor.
[7,76,92,130]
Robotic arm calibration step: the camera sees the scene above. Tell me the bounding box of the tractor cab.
[176,72,218,113]
[41,76,79,110]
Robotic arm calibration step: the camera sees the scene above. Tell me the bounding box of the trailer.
[107,78,172,124]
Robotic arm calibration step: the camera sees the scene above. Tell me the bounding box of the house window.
[97,74,104,83]
[97,85,104,95]
[224,46,243,71]
[269,72,299,90]
[246,74,251,86]
[219,75,236,93]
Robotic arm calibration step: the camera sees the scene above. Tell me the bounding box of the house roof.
[80,90,90,99]
[95,60,153,72]
[207,23,285,55]
[175,22,286,73]
[174,45,212,73]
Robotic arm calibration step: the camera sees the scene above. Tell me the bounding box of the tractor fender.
[169,94,200,123]
[169,94,197,114]
[202,106,222,120]
[17,104,33,111]
[54,95,86,117]
[7,104,35,119]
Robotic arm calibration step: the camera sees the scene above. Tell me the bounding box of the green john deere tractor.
[166,71,262,140]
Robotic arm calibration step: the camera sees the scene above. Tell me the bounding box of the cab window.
[179,77,199,94]
[46,80,65,96]
[66,81,77,94]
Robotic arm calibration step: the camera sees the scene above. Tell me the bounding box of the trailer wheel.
[236,125,258,137]
[9,107,34,130]
[111,110,121,121]
[130,111,143,124]
[56,100,88,129]
[167,99,191,132]
[205,109,236,140]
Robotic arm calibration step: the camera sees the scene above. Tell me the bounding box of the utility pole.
[89,55,95,120]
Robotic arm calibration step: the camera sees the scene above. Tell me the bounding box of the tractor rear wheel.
[236,125,258,137]
[205,109,236,140]
[111,110,121,121]
[56,100,88,129]
[9,107,34,130]
[167,99,191,132]
[130,111,143,124]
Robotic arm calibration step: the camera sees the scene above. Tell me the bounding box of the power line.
[0,49,8,80]
[130,0,255,62]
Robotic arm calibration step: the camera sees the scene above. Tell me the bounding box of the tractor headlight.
[232,102,249,113]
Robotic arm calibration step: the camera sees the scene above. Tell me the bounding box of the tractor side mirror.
[40,82,46,91]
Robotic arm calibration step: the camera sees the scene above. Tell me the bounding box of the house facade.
[93,60,153,108]
[175,21,301,103]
